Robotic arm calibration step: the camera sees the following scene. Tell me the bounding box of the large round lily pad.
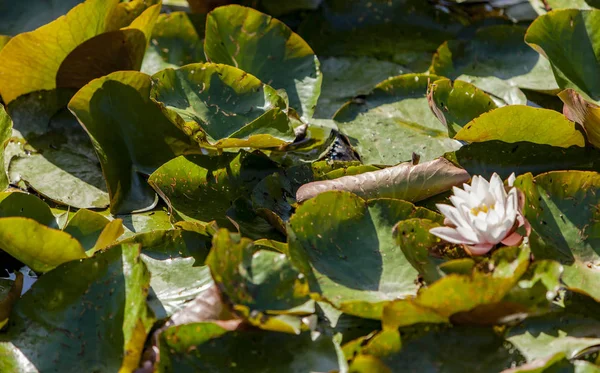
[333,74,462,165]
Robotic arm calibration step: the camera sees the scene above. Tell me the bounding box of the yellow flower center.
[471,203,494,216]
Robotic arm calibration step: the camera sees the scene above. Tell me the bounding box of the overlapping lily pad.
[148,151,279,227]
[0,0,160,104]
[431,25,558,105]
[333,74,463,165]
[150,63,295,148]
[0,244,154,373]
[288,191,442,319]
[69,71,197,214]
[205,5,322,119]
[513,171,600,301]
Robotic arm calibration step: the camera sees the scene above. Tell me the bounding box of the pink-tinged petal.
[501,231,523,246]
[465,243,495,256]
[429,227,475,245]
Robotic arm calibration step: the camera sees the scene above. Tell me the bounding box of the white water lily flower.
[429,172,529,256]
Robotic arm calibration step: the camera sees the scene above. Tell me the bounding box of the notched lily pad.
[334,74,462,165]
[150,63,295,149]
[288,191,443,319]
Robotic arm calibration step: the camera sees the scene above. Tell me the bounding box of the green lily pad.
[287,191,442,319]
[0,0,84,36]
[142,254,213,320]
[382,244,561,328]
[431,25,559,96]
[207,229,310,313]
[0,0,160,104]
[352,327,519,373]
[450,141,600,180]
[428,78,498,137]
[150,63,295,148]
[148,152,279,227]
[0,217,87,273]
[0,106,11,191]
[315,56,406,119]
[506,312,600,362]
[298,0,463,72]
[157,323,342,372]
[513,171,600,301]
[7,105,109,209]
[0,244,154,373]
[333,74,462,165]
[68,71,197,214]
[63,209,123,253]
[454,106,586,148]
[141,12,206,75]
[204,5,322,119]
[526,9,600,104]
[119,207,174,237]
[0,192,56,227]
[118,228,212,263]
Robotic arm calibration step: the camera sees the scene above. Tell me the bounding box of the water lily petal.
[436,203,471,229]
[465,243,495,256]
[508,172,516,187]
[430,226,476,245]
[501,230,523,247]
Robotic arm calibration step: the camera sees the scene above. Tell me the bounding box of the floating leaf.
[526,9,600,104]
[63,209,123,254]
[352,327,518,373]
[69,71,197,214]
[513,171,600,301]
[148,152,279,226]
[7,107,109,209]
[205,5,322,119]
[0,244,154,372]
[0,217,86,273]
[298,0,463,72]
[428,78,498,137]
[431,25,559,98]
[334,74,462,165]
[141,12,206,75]
[0,192,56,227]
[150,63,295,148]
[381,244,560,328]
[315,56,406,119]
[0,0,160,104]
[157,323,342,372]
[506,312,600,362]
[142,254,213,320]
[0,106,11,191]
[288,191,442,319]
[454,106,586,148]
[296,157,470,203]
[207,229,310,313]
[450,141,600,180]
